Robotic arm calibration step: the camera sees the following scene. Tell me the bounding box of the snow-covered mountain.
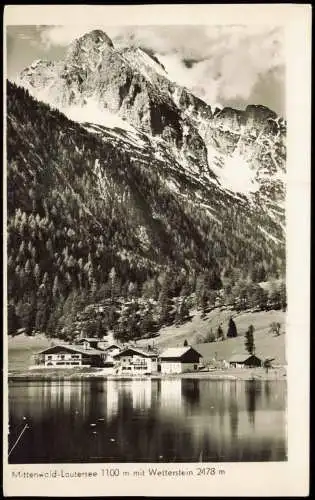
[18,29,286,209]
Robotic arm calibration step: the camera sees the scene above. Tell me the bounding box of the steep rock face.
[17,29,286,206]
[18,31,189,153]
[210,106,285,200]
[19,60,59,96]
[120,47,168,82]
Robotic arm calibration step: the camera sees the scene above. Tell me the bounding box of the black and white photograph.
[3,4,310,497]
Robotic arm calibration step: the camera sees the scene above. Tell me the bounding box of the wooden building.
[229,354,262,368]
[113,347,158,375]
[102,343,121,358]
[160,347,203,374]
[76,337,107,350]
[33,344,107,368]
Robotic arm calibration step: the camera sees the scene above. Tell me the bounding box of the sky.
[6,25,285,116]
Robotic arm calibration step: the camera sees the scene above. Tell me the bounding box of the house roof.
[103,344,120,351]
[77,338,103,343]
[160,346,200,360]
[229,353,259,362]
[35,344,105,356]
[113,347,154,358]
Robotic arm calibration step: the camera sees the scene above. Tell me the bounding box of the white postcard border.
[3,4,311,497]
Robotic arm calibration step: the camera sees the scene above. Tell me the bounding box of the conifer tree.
[200,292,208,318]
[245,324,255,355]
[7,302,18,335]
[279,280,287,311]
[16,299,35,335]
[52,275,60,300]
[227,317,238,338]
[158,273,173,326]
[179,297,190,323]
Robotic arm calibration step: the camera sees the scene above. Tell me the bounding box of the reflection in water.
[9,379,287,463]
[160,379,182,412]
[264,380,271,405]
[108,380,152,415]
[106,380,119,420]
[229,383,239,439]
[182,379,200,409]
[131,380,152,410]
[245,380,262,428]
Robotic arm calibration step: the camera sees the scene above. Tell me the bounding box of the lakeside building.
[33,344,108,368]
[113,347,158,375]
[102,343,121,359]
[229,354,262,368]
[160,346,203,374]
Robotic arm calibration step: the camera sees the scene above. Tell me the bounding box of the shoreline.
[8,367,286,382]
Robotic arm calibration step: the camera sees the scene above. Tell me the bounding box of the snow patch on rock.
[61,98,134,132]
[207,145,259,195]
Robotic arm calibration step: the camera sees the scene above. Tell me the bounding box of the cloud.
[37,25,285,114]
[39,25,95,49]
[153,26,284,113]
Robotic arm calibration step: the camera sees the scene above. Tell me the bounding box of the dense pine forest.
[6,81,286,342]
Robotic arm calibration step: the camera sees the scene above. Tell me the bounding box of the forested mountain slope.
[7,80,285,340]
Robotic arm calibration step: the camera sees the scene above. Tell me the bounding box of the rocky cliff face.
[19,31,183,141]
[17,29,286,232]
[18,30,285,205]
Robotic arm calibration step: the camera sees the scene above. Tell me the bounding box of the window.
[194,364,197,370]
[134,358,146,366]
[47,355,52,359]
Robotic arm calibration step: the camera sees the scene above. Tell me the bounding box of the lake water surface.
[8,378,287,463]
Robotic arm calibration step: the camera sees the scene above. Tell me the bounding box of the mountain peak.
[75,29,114,48]
[65,29,114,62]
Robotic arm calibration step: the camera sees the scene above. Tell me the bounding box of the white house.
[32,344,107,368]
[113,347,158,375]
[160,346,203,374]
